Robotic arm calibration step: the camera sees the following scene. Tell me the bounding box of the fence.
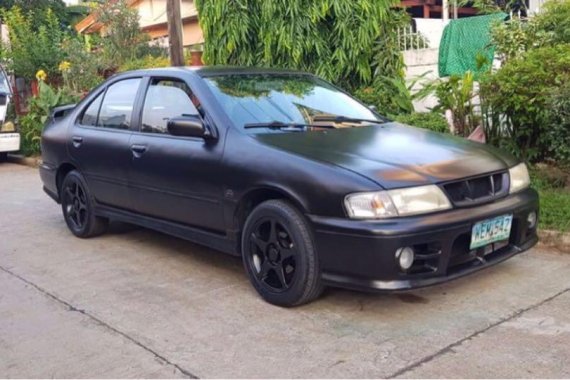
[397,25,431,51]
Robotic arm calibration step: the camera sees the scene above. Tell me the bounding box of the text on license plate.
[470,214,513,250]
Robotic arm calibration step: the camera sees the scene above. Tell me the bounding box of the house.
[75,0,203,59]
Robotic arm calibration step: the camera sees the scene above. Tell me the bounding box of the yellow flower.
[35,70,47,82]
[59,61,71,72]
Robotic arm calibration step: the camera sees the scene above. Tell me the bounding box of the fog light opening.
[527,211,537,229]
[396,246,415,271]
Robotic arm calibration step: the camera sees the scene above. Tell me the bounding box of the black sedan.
[40,67,538,306]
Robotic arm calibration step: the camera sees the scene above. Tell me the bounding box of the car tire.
[60,170,108,238]
[241,199,323,306]
[0,152,7,162]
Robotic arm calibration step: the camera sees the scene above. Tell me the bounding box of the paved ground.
[0,162,569,378]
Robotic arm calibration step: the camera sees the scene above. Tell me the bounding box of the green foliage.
[0,0,70,27]
[18,113,42,156]
[196,0,399,89]
[372,9,409,80]
[458,0,527,14]
[490,18,546,61]
[530,165,570,231]
[354,77,413,117]
[458,0,501,14]
[416,71,479,137]
[1,7,66,80]
[60,36,105,93]
[19,81,79,156]
[394,112,449,133]
[480,44,570,162]
[538,189,570,231]
[355,9,414,117]
[533,0,570,45]
[491,0,570,62]
[546,80,570,164]
[118,55,171,72]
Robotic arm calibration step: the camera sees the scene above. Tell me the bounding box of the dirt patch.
[538,229,570,253]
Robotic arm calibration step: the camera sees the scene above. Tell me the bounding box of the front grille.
[442,172,508,207]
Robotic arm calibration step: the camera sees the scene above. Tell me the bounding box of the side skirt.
[95,204,240,256]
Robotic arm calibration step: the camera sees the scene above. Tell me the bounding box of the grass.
[530,166,570,232]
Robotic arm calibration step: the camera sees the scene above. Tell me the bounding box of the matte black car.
[40,67,538,306]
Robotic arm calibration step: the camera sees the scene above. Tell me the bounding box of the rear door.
[68,77,142,209]
[128,76,226,232]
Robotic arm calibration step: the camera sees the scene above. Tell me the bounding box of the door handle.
[130,144,147,158]
[72,136,83,148]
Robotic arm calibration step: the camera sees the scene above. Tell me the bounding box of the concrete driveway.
[1,162,569,378]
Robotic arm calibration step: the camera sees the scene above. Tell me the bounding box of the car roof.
[116,66,314,79]
[191,66,312,77]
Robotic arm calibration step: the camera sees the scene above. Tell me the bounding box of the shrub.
[19,113,42,156]
[490,17,547,62]
[18,79,79,156]
[59,37,105,93]
[533,0,570,45]
[480,44,570,162]
[118,55,171,72]
[491,0,570,62]
[415,71,480,137]
[1,7,66,80]
[394,112,449,133]
[354,77,413,117]
[95,0,151,69]
[547,80,570,164]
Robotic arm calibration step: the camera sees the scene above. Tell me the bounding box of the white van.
[0,66,19,161]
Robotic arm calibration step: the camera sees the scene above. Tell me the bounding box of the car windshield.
[203,74,381,132]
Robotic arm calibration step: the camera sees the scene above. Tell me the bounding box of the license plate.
[470,214,513,250]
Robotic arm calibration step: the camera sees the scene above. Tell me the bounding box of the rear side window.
[80,93,103,126]
[97,78,141,130]
[141,79,200,134]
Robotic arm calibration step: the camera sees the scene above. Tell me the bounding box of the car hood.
[255,123,517,189]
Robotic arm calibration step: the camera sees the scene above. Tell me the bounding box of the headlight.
[345,185,451,219]
[509,162,530,194]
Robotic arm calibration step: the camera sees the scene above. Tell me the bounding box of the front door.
[128,77,225,232]
[68,77,142,210]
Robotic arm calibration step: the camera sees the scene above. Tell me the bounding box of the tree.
[195,0,399,90]
[0,0,70,27]
[1,6,66,80]
[95,0,149,67]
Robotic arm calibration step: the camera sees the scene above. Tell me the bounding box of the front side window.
[97,78,141,130]
[141,79,199,134]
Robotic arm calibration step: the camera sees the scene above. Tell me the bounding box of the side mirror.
[368,105,377,112]
[167,116,211,139]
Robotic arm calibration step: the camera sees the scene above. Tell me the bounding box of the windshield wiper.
[312,115,389,125]
[244,121,336,130]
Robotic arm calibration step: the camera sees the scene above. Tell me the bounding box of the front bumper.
[309,187,539,291]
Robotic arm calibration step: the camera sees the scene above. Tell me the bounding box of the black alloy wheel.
[249,217,297,291]
[242,199,323,306]
[61,170,108,238]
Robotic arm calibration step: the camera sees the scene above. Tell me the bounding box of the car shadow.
[103,220,519,310]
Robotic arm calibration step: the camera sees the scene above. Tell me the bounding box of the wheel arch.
[56,162,77,197]
[233,186,309,254]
